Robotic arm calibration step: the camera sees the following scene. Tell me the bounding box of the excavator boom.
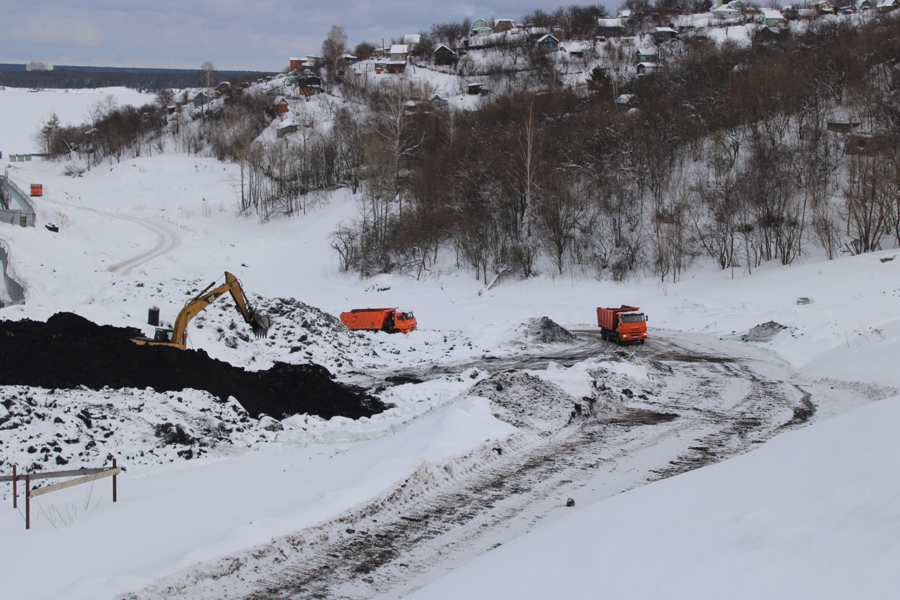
[133,272,270,350]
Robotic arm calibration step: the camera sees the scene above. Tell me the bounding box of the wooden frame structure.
[1,459,120,529]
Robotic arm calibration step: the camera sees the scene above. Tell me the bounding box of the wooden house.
[537,34,560,53]
[653,27,678,42]
[296,70,322,96]
[214,81,232,97]
[390,44,409,62]
[472,18,492,36]
[494,18,516,32]
[876,0,897,11]
[289,57,304,71]
[192,92,211,108]
[277,120,298,138]
[635,47,659,64]
[597,18,626,37]
[385,61,407,74]
[433,44,459,66]
[760,8,786,26]
[274,96,290,115]
[467,82,485,95]
[431,94,450,109]
[637,62,660,76]
[814,1,835,13]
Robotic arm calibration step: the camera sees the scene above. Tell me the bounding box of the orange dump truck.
[340,308,417,334]
[597,305,647,344]
[30,184,43,197]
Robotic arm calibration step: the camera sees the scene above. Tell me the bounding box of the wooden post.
[12,465,17,509]
[112,458,117,503]
[25,474,30,530]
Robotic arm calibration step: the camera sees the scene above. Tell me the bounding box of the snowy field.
[1,88,899,599]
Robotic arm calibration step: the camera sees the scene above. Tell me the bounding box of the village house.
[472,18,492,36]
[597,18,626,37]
[876,0,897,11]
[433,44,459,66]
[635,47,659,64]
[537,34,560,52]
[654,27,678,42]
[390,44,409,62]
[494,18,516,33]
[192,91,211,108]
[761,8,786,26]
[274,96,289,115]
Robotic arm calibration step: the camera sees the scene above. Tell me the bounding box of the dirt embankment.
[0,313,386,420]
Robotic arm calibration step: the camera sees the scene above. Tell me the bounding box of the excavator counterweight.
[133,272,270,350]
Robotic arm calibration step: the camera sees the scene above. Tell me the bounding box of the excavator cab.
[152,328,175,342]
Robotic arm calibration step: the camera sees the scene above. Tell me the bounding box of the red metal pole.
[25,475,30,530]
[12,465,17,509]
[112,458,117,503]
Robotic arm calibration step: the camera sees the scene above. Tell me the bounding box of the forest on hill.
[32,9,900,284]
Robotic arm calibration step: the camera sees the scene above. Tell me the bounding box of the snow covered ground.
[1,89,899,599]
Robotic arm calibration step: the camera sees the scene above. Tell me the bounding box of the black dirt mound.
[521,316,577,344]
[0,312,386,420]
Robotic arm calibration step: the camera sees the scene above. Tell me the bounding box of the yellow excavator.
[132,271,270,350]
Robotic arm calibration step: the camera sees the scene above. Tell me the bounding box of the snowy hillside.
[2,76,899,600]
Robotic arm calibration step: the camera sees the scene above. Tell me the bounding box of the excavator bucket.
[250,313,271,338]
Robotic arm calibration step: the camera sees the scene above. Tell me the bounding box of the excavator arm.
[133,272,270,350]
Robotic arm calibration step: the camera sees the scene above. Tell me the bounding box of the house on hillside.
[537,34,560,52]
[390,44,409,62]
[385,61,407,74]
[467,82,485,95]
[472,18,492,36]
[277,120,298,138]
[857,0,874,9]
[597,18,626,37]
[289,57,305,71]
[274,96,289,115]
[494,18,516,32]
[654,27,678,42]
[635,47,659,64]
[876,0,898,11]
[617,9,632,20]
[711,3,741,19]
[433,44,459,66]
[296,70,322,96]
[192,91,211,108]
[431,94,449,109]
[814,1,835,13]
[760,8,786,26]
[637,62,660,76]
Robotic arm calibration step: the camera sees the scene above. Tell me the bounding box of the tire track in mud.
[131,334,812,600]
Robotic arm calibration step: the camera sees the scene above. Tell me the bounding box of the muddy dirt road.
[128,332,872,600]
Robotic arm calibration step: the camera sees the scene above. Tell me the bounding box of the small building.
[857,0,874,9]
[390,44,409,62]
[433,44,459,66]
[385,61,407,74]
[653,27,679,42]
[826,120,861,133]
[597,18,626,37]
[537,34,560,53]
[431,94,450,109]
[711,4,741,19]
[636,62,660,76]
[494,18,516,32]
[192,91,211,108]
[814,1,835,13]
[276,120,298,138]
[289,57,305,71]
[635,47,659,64]
[760,8,786,26]
[274,96,289,115]
[296,70,322,96]
[467,82,485,95]
[472,18,493,36]
[876,0,898,11]
[342,54,357,66]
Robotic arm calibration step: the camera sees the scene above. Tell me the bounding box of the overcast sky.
[0,1,619,73]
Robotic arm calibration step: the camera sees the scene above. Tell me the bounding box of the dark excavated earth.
[0,313,386,420]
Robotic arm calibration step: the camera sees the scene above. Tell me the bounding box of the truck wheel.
[601,329,608,341]
[640,339,645,345]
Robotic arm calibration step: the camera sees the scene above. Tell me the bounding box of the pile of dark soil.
[521,316,578,344]
[0,313,386,420]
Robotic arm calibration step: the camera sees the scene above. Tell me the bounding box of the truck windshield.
[402,312,414,319]
[620,314,645,323]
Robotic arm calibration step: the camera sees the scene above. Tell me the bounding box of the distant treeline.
[0,65,276,92]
